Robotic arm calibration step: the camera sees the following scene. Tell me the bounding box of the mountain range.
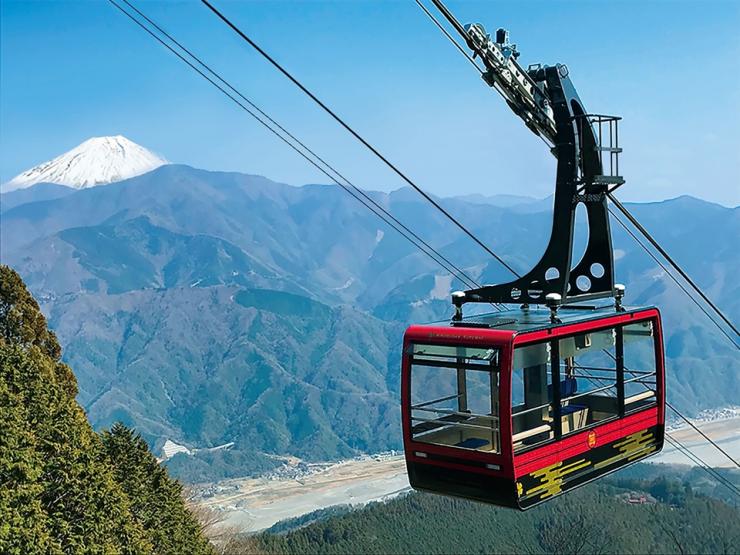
[1,137,737,479]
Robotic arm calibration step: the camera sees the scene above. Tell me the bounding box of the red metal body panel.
[513,408,659,476]
[652,310,667,426]
[403,325,515,347]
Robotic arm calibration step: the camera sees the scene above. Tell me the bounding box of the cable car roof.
[450,304,654,334]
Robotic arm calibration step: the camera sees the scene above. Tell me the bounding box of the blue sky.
[1,0,738,205]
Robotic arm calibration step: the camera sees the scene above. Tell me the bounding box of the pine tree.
[0,265,211,553]
[101,423,212,554]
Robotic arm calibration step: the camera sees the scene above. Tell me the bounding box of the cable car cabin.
[401,305,665,509]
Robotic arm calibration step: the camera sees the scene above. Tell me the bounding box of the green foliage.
[608,462,740,505]
[264,505,353,535]
[235,288,331,319]
[249,482,740,555]
[101,423,212,553]
[0,265,212,553]
[0,265,61,362]
[165,448,281,484]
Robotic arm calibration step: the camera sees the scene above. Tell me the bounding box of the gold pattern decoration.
[522,458,591,500]
[593,429,656,471]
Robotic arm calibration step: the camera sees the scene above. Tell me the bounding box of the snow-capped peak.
[2,135,168,193]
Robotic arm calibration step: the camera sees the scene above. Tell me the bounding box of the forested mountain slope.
[251,478,739,555]
[46,286,403,461]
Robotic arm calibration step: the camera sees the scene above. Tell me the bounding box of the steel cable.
[608,207,738,350]
[609,194,739,339]
[109,0,504,311]
[200,0,521,279]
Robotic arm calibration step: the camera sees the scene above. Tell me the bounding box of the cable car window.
[557,328,619,435]
[512,343,554,451]
[623,321,658,411]
[409,343,500,453]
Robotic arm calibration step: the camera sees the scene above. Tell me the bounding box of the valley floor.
[197,454,410,533]
[196,415,739,534]
[658,415,740,467]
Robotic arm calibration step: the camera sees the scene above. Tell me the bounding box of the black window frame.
[511,316,659,453]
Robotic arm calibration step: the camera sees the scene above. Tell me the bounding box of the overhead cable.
[608,207,739,350]
[664,435,740,497]
[108,0,505,310]
[665,400,740,469]
[200,0,521,279]
[608,194,739,339]
[580,374,739,496]
[413,0,483,74]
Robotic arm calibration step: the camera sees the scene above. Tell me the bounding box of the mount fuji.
[2,135,168,193]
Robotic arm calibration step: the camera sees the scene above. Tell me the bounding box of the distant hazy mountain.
[2,157,737,477]
[450,194,556,215]
[0,183,76,212]
[1,135,167,192]
[453,193,535,205]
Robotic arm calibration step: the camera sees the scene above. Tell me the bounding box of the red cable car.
[401,11,667,508]
[402,304,665,509]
